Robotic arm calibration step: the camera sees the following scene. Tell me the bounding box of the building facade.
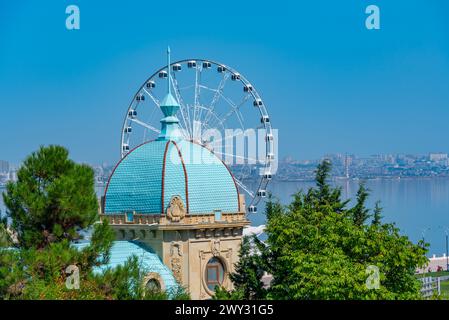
[97,52,249,299]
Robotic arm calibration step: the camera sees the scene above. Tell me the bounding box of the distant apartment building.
[0,160,9,173]
[416,254,449,273]
[429,153,448,162]
[8,170,17,182]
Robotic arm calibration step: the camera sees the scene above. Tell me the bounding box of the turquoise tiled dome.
[104,138,240,214]
[73,240,179,293]
[105,75,241,215]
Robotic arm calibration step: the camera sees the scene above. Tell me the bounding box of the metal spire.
[157,46,182,141]
[167,46,171,95]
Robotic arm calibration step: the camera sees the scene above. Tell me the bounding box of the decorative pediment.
[166,195,186,222]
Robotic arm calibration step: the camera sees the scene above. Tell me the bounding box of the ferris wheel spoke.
[198,83,218,125]
[171,73,192,139]
[142,88,160,107]
[234,178,255,199]
[201,74,230,131]
[198,73,227,126]
[211,93,250,130]
[211,73,230,108]
[179,84,194,91]
[229,95,251,128]
[235,110,245,130]
[200,109,224,136]
[193,65,202,126]
[129,118,161,134]
[207,129,245,146]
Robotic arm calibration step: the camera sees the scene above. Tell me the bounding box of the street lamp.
[444,228,449,271]
[421,227,431,244]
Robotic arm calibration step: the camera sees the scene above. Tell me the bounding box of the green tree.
[0,145,184,300]
[228,235,267,299]
[0,217,11,247]
[224,161,428,300]
[3,145,98,249]
[309,160,348,213]
[212,285,244,300]
[371,201,383,226]
[350,183,371,226]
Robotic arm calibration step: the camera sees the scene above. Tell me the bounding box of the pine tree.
[309,160,348,213]
[350,183,371,226]
[3,145,99,249]
[371,201,383,226]
[0,145,185,300]
[229,236,266,299]
[1,146,117,299]
[0,217,11,247]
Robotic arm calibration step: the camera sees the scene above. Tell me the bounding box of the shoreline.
[2,175,449,188]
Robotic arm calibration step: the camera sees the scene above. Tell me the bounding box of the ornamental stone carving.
[170,241,183,283]
[166,195,186,222]
[211,239,221,257]
[170,241,183,257]
[171,257,182,283]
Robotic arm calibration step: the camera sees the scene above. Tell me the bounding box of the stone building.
[95,52,249,299]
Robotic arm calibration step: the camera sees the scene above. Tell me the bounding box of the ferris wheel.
[120,58,275,211]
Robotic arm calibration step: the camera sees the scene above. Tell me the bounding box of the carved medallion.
[211,239,221,257]
[166,195,186,222]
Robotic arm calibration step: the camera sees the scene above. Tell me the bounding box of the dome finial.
[158,47,182,141]
[160,47,179,116]
[167,46,171,95]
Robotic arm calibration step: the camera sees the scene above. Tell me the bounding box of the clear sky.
[1,0,449,165]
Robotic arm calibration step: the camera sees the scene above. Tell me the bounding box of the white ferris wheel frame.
[120,59,274,209]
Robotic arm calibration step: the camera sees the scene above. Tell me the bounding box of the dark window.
[145,278,161,292]
[205,257,224,291]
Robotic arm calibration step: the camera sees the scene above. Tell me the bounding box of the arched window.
[205,257,225,291]
[145,278,161,292]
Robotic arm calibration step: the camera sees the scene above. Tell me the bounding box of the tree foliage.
[0,217,11,247]
[0,145,186,300]
[229,235,267,299]
[3,145,98,249]
[350,183,371,226]
[372,201,383,227]
[220,161,428,300]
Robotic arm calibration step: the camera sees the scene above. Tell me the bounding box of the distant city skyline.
[2,150,449,187]
[1,1,449,164]
[1,150,449,168]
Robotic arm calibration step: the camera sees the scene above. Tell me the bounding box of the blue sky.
[1,0,449,165]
